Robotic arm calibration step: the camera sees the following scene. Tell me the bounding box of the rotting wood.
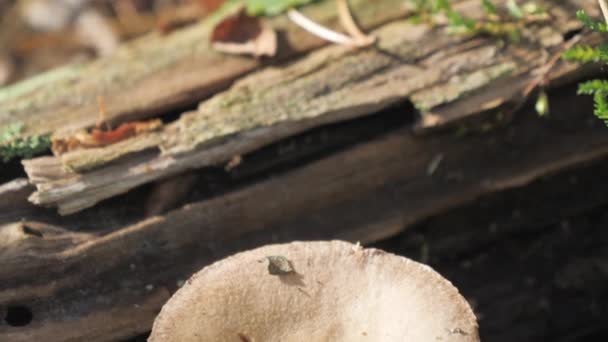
[3,84,608,341]
[0,0,411,141]
[22,0,599,215]
[0,178,32,223]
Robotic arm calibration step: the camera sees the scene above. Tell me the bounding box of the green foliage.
[563,44,608,64]
[481,0,497,15]
[563,9,608,125]
[577,80,608,124]
[444,6,476,31]
[409,0,544,41]
[411,0,474,30]
[244,0,319,16]
[578,79,608,95]
[0,123,22,144]
[506,0,523,19]
[205,0,319,22]
[0,122,51,162]
[576,9,608,33]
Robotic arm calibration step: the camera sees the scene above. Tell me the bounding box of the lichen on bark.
[0,123,50,162]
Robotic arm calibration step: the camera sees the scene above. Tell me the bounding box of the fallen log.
[0,0,410,141]
[22,0,597,214]
[2,1,608,341]
[3,81,608,340]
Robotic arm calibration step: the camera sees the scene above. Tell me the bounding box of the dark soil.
[374,158,608,342]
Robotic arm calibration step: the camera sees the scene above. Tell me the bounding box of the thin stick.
[522,34,582,97]
[287,9,355,46]
[97,96,111,131]
[500,33,583,118]
[336,0,375,46]
[599,0,608,26]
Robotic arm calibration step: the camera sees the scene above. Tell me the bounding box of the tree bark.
[3,82,608,340]
[0,0,410,140]
[21,0,598,214]
[1,1,606,341]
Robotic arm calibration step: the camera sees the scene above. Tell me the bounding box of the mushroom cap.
[149,240,479,342]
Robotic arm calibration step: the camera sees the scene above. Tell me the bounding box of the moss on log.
[0,0,410,147]
[22,0,598,214]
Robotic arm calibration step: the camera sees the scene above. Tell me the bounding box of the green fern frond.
[576,9,608,33]
[563,44,608,64]
[575,80,608,125]
[578,80,608,95]
[565,4,608,125]
[593,91,608,124]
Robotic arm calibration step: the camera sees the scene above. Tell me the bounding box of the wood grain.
[22,0,598,214]
[0,0,411,141]
[3,83,608,340]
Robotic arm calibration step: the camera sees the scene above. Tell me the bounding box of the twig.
[599,0,608,26]
[522,34,582,97]
[96,96,111,131]
[287,9,355,46]
[497,34,584,120]
[336,0,375,46]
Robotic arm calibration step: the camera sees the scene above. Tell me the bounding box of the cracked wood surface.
[22,0,598,214]
[0,0,410,141]
[3,84,608,341]
[2,1,608,341]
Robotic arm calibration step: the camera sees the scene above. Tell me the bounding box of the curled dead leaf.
[210,7,277,57]
[52,119,162,155]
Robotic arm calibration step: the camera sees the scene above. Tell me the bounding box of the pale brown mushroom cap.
[149,240,479,342]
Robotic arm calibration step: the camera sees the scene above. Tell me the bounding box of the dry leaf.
[210,7,277,57]
[52,119,162,155]
[197,0,228,13]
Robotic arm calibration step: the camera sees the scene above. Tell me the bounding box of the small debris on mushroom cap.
[259,255,295,275]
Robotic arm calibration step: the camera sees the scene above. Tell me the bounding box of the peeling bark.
[23,0,598,214]
[3,83,608,340]
[0,0,411,140]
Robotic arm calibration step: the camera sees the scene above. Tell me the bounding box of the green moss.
[245,0,320,16]
[0,122,51,162]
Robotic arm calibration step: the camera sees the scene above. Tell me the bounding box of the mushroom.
[149,240,479,342]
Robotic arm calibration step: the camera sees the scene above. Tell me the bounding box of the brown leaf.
[52,119,163,155]
[210,7,277,57]
[197,0,227,13]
